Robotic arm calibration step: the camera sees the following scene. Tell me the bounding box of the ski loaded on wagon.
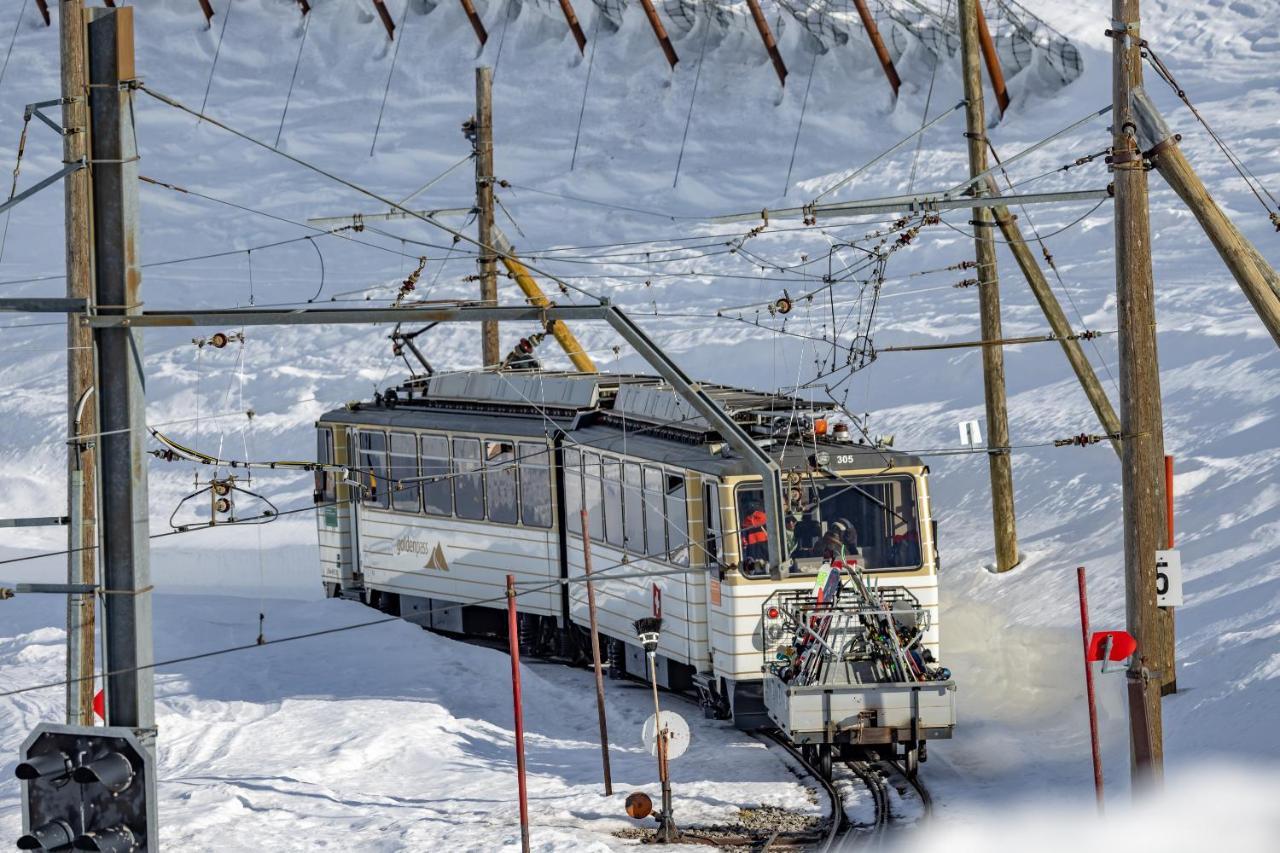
[314,370,955,776]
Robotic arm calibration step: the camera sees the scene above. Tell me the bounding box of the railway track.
[758,731,844,852]
[758,731,934,852]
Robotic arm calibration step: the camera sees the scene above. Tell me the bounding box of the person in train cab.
[820,525,845,563]
[741,502,769,561]
[784,514,799,557]
[892,524,921,566]
[836,517,860,554]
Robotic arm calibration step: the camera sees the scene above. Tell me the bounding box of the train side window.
[642,466,666,558]
[703,482,720,564]
[563,448,583,526]
[664,473,689,566]
[583,451,604,542]
[357,430,389,509]
[315,429,335,504]
[452,437,484,520]
[389,432,420,513]
[419,434,452,516]
[485,440,519,525]
[602,457,624,549]
[517,441,552,528]
[623,462,645,553]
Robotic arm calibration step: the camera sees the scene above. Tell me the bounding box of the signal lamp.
[625,792,653,820]
[17,819,74,851]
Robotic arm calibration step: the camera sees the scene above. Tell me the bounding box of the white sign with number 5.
[1155,549,1183,607]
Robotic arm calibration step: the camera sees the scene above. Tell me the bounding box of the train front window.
[735,474,922,572]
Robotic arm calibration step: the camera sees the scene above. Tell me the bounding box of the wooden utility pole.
[1110,0,1166,781]
[1129,90,1280,348]
[474,66,500,367]
[60,0,98,728]
[960,0,1018,572]
[985,174,1122,454]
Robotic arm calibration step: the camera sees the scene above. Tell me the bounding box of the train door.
[316,425,358,597]
[685,477,718,670]
[344,427,364,594]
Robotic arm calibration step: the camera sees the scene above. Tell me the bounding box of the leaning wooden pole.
[491,226,598,373]
[960,0,1019,572]
[974,0,1010,116]
[852,0,901,97]
[1111,0,1167,781]
[556,0,588,55]
[1129,89,1280,348]
[745,0,788,86]
[638,0,679,68]
[985,176,1122,455]
[459,0,489,46]
[371,0,396,40]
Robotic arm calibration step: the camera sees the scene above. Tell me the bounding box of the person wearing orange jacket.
[741,502,769,562]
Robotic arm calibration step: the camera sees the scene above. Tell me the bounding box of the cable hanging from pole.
[1143,43,1280,228]
[274,9,311,148]
[198,0,235,118]
[370,0,410,156]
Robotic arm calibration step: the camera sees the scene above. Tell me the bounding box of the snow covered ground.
[1,0,1278,849]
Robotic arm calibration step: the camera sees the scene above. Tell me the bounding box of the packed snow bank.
[0,593,821,851]
[904,762,1280,853]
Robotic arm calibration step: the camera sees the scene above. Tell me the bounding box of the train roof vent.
[612,384,709,431]
[425,372,600,409]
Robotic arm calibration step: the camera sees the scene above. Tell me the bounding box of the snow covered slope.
[1,0,1277,848]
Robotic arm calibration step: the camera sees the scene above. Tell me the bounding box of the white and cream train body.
[315,372,942,729]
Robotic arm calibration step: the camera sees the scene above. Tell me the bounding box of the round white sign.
[641,710,690,761]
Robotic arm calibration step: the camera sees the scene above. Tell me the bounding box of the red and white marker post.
[1077,565,1140,813]
[506,574,531,853]
[1076,566,1105,811]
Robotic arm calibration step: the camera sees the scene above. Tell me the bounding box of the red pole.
[1076,566,1104,812]
[507,574,531,853]
[1164,455,1174,547]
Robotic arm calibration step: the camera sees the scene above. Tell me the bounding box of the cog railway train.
[314,370,950,765]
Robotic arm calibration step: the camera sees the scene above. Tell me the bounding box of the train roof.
[318,371,924,475]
